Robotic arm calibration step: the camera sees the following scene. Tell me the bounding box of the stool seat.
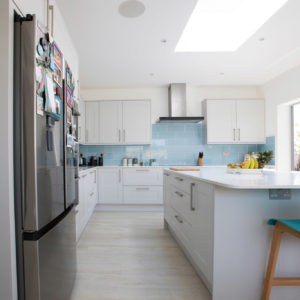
[268,218,300,232]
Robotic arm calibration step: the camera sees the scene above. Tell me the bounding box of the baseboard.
[95,204,164,212]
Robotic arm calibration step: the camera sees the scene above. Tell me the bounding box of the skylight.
[175,0,288,52]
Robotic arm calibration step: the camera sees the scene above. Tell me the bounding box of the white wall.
[81,86,262,124]
[263,65,300,137]
[0,0,17,299]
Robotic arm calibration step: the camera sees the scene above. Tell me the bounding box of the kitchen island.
[163,167,300,300]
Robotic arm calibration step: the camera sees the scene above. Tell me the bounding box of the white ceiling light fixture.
[175,0,288,52]
[119,0,145,18]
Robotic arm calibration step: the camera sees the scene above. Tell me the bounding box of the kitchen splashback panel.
[79,124,275,166]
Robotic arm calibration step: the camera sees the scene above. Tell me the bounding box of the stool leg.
[262,223,283,300]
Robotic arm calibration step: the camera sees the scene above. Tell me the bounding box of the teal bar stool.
[262,219,300,300]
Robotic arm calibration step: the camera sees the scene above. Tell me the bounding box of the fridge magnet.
[49,45,54,71]
[53,42,63,70]
[67,106,72,124]
[65,63,72,89]
[53,96,62,119]
[45,73,60,120]
[36,95,44,116]
[66,86,73,108]
[53,64,62,87]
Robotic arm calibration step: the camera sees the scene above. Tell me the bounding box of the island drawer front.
[123,168,163,186]
[170,184,195,224]
[123,186,163,204]
[169,173,196,195]
[168,207,193,247]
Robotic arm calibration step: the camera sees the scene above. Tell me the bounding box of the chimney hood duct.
[157,83,204,123]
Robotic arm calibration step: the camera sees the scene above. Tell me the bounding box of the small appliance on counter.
[89,156,98,166]
[133,158,138,166]
[98,153,104,166]
[127,158,133,166]
[122,157,128,166]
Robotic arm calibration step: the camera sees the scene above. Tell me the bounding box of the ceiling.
[56,0,300,88]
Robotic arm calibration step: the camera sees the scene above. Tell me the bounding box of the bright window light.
[175,0,289,52]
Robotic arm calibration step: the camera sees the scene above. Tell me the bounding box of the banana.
[249,158,255,169]
[244,159,251,169]
[254,159,258,169]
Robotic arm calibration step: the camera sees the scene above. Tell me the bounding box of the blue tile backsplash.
[79,123,275,166]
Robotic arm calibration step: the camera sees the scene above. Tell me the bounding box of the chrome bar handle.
[123,129,125,142]
[175,191,184,198]
[233,128,236,141]
[175,177,184,182]
[119,168,121,183]
[175,215,183,223]
[118,129,121,142]
[238,128,240,141]
[190,183,196,211]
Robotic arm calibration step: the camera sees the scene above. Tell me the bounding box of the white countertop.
[164,167,300,189]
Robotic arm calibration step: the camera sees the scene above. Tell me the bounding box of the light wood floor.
[71,211,211,300]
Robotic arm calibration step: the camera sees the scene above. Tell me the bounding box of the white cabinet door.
[236,100,265,144]
[123,168,163,186]
[123,186,163,204]
[122,100,151,144]
[99,101,122,144]
[98,168,123,204]
[76,173,87,241]
[85,102,99,143]
[206,100,236,143]
[191,182,214,285]
[78,100,85,143]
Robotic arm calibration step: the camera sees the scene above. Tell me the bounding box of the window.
[292,103,300,170]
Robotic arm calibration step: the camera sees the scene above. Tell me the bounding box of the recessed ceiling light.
[175,0,288,52]
[220,72,225,76]
[258,37,266,42]
[149,73,154,76]
[161,39,167,44]
[119,0,145,18]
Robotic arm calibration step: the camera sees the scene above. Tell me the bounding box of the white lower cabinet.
[123,186,163,204]
[97,167,163,205]
[76,169,98,242]
[164,171,214,290]
[98,168,123,204]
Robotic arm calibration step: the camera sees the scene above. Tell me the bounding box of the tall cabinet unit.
[203,99,265,144]
[84,100,151,145]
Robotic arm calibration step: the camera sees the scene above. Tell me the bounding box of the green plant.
[257,151,274,167]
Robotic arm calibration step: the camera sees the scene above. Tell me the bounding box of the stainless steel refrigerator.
[13,13,78,300]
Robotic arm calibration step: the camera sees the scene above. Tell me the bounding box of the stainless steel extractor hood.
[157,83,204,123]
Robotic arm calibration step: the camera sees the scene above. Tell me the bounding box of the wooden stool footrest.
[273,278,300,286]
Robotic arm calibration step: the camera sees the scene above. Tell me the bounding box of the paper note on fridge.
[45,74,56,114]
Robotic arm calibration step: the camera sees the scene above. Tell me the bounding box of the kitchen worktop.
[165,167,300,189]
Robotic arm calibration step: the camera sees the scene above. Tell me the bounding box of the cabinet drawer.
[169,184,196,223]
[169,173,195,195]
[123,186,163,204]
[123,168,163,186]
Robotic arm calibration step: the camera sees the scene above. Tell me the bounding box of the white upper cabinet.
[204,99,265,144]
[99,101,122,144]
[206,100,236,143]
[236,100,265,143]
[78,100,86,144]
[85,102,99,143]
[84,100,151,145]
[122,100,151,144]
